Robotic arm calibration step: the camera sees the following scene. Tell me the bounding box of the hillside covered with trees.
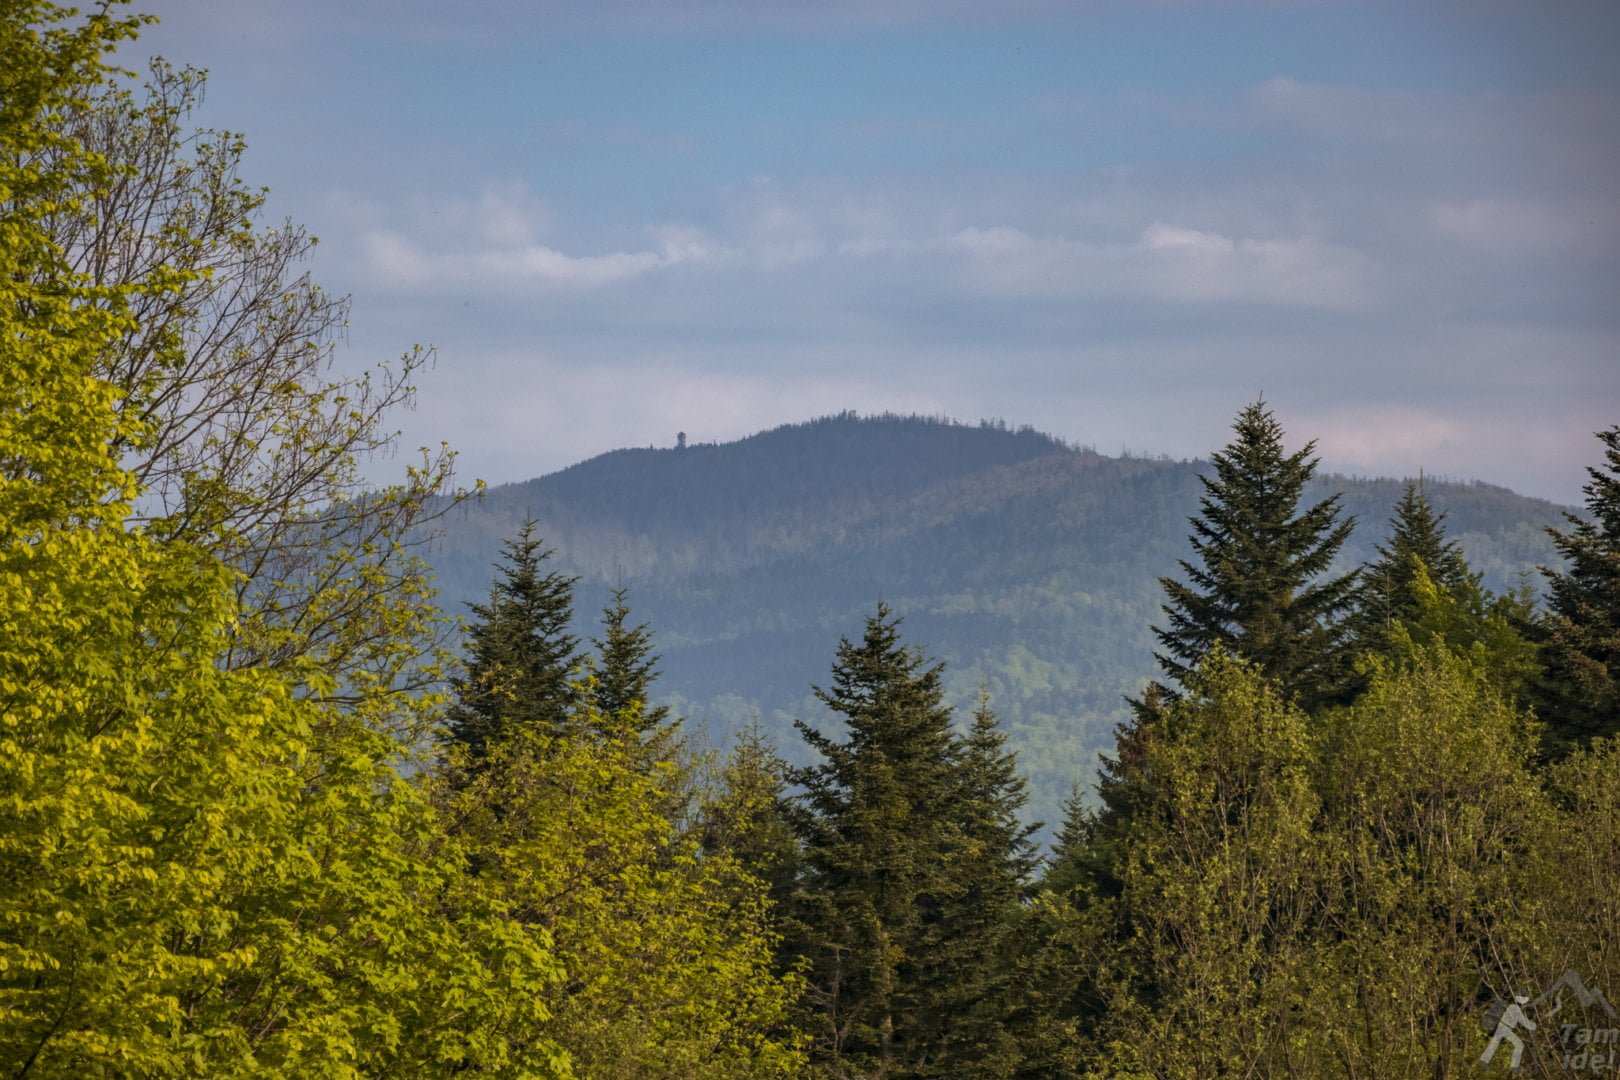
[425,411,1571,831]
[3,6,1617,1078]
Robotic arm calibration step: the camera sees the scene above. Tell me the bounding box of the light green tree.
[44,55,468,744]
[1300,642,1548,1076]
[436,716,807,1080]
[1086,651,1321,1078]
[0,7,572,1074]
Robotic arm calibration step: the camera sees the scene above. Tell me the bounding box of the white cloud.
[944,221,1375,308]
[1299,406,1466,476]
[358,222,716,291]
[1429,197,1617,256]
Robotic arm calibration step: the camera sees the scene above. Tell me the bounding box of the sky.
[128,0,1619,506]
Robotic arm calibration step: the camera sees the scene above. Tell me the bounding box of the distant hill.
[422,412,1573,837]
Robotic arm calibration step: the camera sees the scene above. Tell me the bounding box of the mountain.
[422,412,1572,836]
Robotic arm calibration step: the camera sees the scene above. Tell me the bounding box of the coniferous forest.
[3,7,1619,1078]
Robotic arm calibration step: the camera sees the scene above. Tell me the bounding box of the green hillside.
[425,413,1572,833]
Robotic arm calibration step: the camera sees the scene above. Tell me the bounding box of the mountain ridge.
[422,412,1574,835]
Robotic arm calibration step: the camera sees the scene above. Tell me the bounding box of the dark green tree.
[786,606,1036,1079]
[444,521,580,763]
[1356,481,1471,641]
[1150,400,1359,711]
[1534,425,1620,755]
[1094,403,1355,898]
[918,695,1042,1077]
[590,584,673,739]
[1041,786,1105,899]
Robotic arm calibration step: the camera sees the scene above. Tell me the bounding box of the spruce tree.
[1097,402,1354,867]
[445,521,580,763]
[920,696,1042,1076]
[1534,425,1620,755]
[786,606,1035,1079]
[1360,481,1471,628]
[1350,484,1540,698]
[1041,785,1107,899]
[1151,400,1359,710]
[698,721,805,976]
[590,584,673,739]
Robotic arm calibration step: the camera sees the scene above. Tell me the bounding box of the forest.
[420,410,1570,841]
[3,5,1619,1078]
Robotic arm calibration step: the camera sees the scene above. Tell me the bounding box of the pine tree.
[1358,481,1471,639]
[445,521,580,762]
[1151,400,1359,711]
[1534,425,1620,755]
[590,584,673,739]
[786,607,1036,1078]
[1095,402,1355,891]
[918,695,1041,1076]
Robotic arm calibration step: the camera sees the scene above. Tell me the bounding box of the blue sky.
[131,0,1619,505]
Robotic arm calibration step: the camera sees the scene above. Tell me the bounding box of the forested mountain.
[14,10,1615,1074]
[424,412,1570,831]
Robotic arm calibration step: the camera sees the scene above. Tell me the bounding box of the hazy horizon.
[131,1,1620,506]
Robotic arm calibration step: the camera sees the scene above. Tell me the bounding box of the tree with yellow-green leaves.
[435,718,807,1080]
[1076,651,1321,1078]
[0,5,573,1074]
[42,48,469,744]
[437,535,806,1078]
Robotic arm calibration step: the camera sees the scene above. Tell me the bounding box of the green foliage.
[1379,558,1540,700]
[1086,652,1322,1077]
[1534,425,1620,755]
[1349,483,1539,706]
[591,583,677,749]
[1152,400,1359,708]
[424,413,1570,840]
[445,520,581,762]
[1354,481,1472,643]
[1302,646,1547,1077]
[698,721,804,949]
[435,719,806,1080]
[1061,645,1565,1078]
[0,9,570,1072]
[786,607,1037,1078]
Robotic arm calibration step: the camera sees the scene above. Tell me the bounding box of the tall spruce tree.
[786,606,1036,1079]
[1534,425,1620,755]
[920,695,1042,1077]
[445,521,580,762]
[1150,400,1359,710]
[1362,482,1471,623]
[1098,402,1355,847]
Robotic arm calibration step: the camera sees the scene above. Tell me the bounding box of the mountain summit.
[425,412,1570,831]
